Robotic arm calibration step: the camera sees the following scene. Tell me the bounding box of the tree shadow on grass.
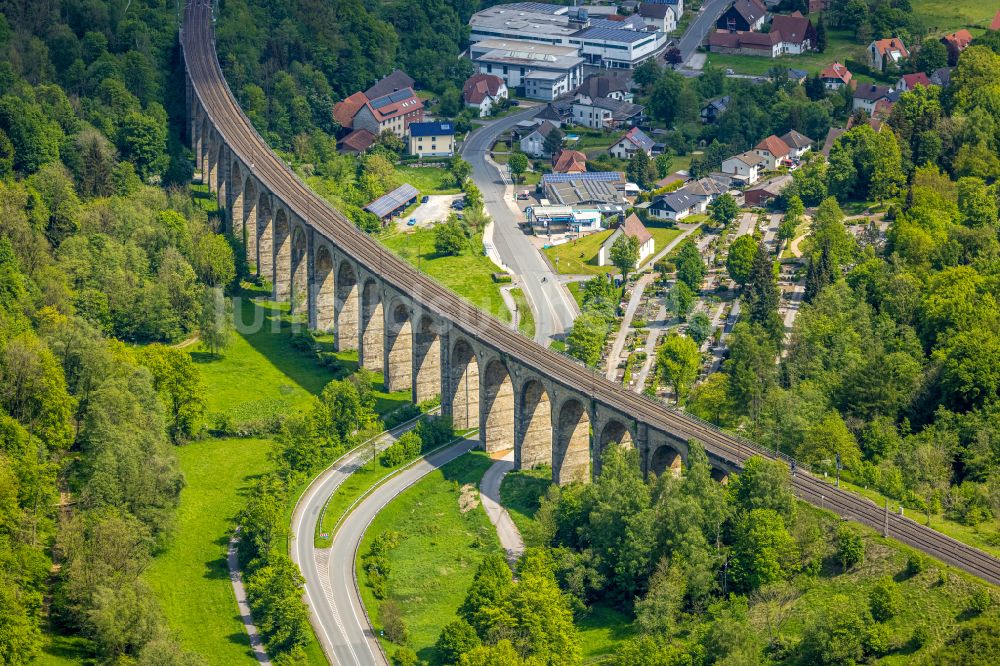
[234,295,338,396]
[227,631,252,649]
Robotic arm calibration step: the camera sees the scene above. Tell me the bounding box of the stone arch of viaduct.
[182,4,736,486]
[190,111,717,483]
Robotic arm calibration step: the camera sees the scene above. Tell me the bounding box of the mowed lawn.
[381,227,512,323]
[357,451,502,664]
[145,437,272,665]
[194,294,409,418]
[545,225,682,276]
[395,165,462,195]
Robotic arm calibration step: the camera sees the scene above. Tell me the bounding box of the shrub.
[416,415,454,448]
[869,578,899,623]
[836,524,864,572]
[492,272,512,283]
[393,647,418,666]
[380,601,408,644]
[381,443,408,468]
[904,553,924,577]
[969,587,992,614]
[863,623,891,657]
[911,625,930,649]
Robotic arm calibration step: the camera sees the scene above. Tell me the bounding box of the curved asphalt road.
[293,436,477,666]
[461,109,578,344]
[677,0,732,65]
[291,421,428,664]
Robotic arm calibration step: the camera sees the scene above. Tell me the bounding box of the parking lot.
[393,194,463,229]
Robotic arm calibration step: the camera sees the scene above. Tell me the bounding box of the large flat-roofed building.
[469,3,666,70]
[541,171,627,206]
[471,40,583,98]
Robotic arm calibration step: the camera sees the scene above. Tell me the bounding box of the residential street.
[460,109,578,344]
[677,0,733,65]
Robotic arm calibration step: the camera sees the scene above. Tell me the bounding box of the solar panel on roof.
[365,183,419,218]
[370,89,413,109]
[542,172,623,183]
[578,27,650,44]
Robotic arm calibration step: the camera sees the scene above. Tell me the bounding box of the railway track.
[181,0,1000,586]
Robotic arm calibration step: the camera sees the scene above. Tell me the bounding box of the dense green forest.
[0,0,231,661]
[681,43,1000,542]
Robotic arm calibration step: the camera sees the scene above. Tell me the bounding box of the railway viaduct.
[181,0,1000,585]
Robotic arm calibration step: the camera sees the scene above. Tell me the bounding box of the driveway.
[393,194,460,230]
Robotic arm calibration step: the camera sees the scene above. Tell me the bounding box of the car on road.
[420,195,429,203]
[407,218,416,226]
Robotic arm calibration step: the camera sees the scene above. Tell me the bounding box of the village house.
[708,12,816,58]
[462,73,508,117]
[781,129,813,159]
[896,72,932,93]
[553,149,588,174]
[744,174,792,207]
[609,127,655,160]
[637,2,680,34]
[716,0,767,32]
[929,67,953,87]
[520,121,560,157]
[721,151,765,186]
[408,121,455,158]
[820,62,853,90]
[365,70,415,99]
[992,9,1000,31]
[572,96,644,130]
[852,84,900,114]
[598,214,655,267]
[868,38,908,72]
[339,128,376,154]
[649,176,728,221]
[351,88,424,139]
[941,29,973,67]
[576,73,634,103]
[754,135,791,171]
[701,96,730,123]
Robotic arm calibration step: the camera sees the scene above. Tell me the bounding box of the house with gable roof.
[820,62,853,90]
[609,127,655,160]
[463,73,509,117]
[941,29,973,67]
[598,213,655,267]
[780,130,813,159]
[553,149,588,174]
[754,135,791,170]
[868,38,908,72]
[716,0,767,32]
[351,88,424,139]
[722,151,766,186]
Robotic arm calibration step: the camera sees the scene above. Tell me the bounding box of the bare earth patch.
[458,484,479,513]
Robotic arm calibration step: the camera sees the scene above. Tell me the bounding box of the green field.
[545,226,682,276]
[380,227,512,322]
[145,438,276,665]
[510,287,536,338]
[911,0,997,32]
[395,165,462,195]
[357,451,502,664]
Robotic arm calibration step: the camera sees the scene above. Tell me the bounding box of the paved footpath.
[228,530,271,665]
[480,451,525,565]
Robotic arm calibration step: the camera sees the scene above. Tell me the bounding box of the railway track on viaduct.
[180,0,1000,587]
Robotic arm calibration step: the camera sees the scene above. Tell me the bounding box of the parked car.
[407,218,417,226]
[420,195,429,203]
[452,200,465,210]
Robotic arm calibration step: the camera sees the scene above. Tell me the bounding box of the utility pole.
[835,452,841,488]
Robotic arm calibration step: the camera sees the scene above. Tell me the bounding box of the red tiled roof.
[708,30,779,50]
[941,29,973,50]
[872,38,908,59]
[991,10,1000,31]
[463,74,505,105]
[333,92,369,129]
[553,149,587,174]
[365,88,423,122]
[755,135,791,158]
[340,128,375,153]
[900,72,932,89]
[820,62,852,84]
